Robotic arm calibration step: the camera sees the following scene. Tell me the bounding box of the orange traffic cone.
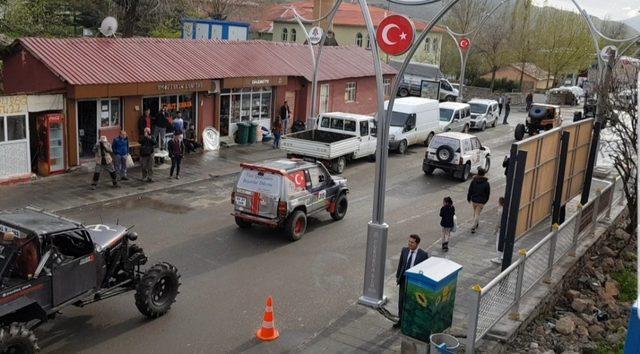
[256,296,279,341]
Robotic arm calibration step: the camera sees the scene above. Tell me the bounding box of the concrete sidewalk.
[0,142,284,212]
[297,178,618,353]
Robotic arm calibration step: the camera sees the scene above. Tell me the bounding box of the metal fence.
[466,178,620,352]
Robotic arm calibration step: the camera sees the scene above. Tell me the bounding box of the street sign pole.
[358,0,460,308]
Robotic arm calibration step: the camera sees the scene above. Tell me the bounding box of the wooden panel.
[108,83,138,97]
[562,119,593,204]
[123,96,142,142]
[70,85,109,99]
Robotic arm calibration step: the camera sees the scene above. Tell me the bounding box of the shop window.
[221,87,272,127]
[291,28,297,42]
[7,115,26,141]
[345,82,356,103]
[99,99,120,128]
[319,84,330,114]
[384,79,391,97]
[355,32,363,47]
[179,94,194,128]
[424,37,430,52]
[282,28,288,41]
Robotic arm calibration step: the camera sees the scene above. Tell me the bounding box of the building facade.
[2,38,395,173]
[261,1,444,66]
[481,63,555,92]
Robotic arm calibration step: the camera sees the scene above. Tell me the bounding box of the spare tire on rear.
[436,145,455,163]
[529,106,551,120]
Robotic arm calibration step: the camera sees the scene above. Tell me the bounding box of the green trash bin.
[401,257,463,342]
[249,121,258,144]
[236,122,250,144]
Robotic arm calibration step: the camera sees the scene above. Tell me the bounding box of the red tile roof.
[261,1,443,33]
[15,37,396,86]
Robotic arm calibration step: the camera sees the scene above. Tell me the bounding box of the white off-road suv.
[422,132,491,181]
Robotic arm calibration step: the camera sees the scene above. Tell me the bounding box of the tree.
[474,8,512,92]
[509,0,537,90]
[193,0,261,21]
[0,0,75,38]
[533,7,593,88]
[599,56,638,234]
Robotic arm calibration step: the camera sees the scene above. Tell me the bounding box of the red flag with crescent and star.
[376,15,415,56]
[287,170,307,191]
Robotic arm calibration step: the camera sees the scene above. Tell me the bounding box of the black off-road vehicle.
[514,103,562,141]
[0,207,180,353]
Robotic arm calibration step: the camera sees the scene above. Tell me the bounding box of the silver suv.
[232,159,349,241]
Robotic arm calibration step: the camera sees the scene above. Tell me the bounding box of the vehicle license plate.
[235,196,247,207]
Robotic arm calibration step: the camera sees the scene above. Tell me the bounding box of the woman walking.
[272,118,283,149]
[467,168,491,233]
[439,197,455,252]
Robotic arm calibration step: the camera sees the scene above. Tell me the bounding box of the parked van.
[439,102,471,133]
[389,61,459,101]
[384,97,441,154]
[468,99,500,131]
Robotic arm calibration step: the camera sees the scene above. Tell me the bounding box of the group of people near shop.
[90,105,202,189]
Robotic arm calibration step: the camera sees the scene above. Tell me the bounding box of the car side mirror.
[480,146,486,151]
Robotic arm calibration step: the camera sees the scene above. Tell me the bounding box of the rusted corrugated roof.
[16,37,396,86]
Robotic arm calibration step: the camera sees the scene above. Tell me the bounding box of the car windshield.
[430,136,460,151]
[470,103,488,114]
[439,108,453,122]
[389,111,411,127]
[237,169,282,196]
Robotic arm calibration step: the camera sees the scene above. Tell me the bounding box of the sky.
[532,0,640,21]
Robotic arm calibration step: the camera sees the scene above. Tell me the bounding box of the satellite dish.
[99,17,118,37]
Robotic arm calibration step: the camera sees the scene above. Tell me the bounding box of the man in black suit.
[394,234,429,328]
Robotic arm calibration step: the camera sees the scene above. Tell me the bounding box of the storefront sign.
[157,81,205,92]
[223,76,288,89]
[0,95,28,115]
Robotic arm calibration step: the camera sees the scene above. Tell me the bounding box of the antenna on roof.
[99,16,119,37]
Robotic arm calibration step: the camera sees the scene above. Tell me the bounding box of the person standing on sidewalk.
[525,92,533,112]
[272,118,283,149]
[279,101,291,134]
[172,111,185,136]
[112,130,130,181]
[491,197,505,265]
[155,105,170,150]
[140,127,156,182]
[439,197,455,252]
[467,168,490,233]
[497,93,504,116]
[168,132,185,179]
[503,96,511,124]
[394,234,429,328]
[91,136,119,189]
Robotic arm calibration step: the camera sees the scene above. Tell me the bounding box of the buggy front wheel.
[135,262,181,319]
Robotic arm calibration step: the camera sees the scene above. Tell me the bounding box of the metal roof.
[0,208,81,235]
[388,60,443,79]
[15,37,397,86]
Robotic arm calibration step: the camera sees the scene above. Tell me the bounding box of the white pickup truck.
[281,112,377,174]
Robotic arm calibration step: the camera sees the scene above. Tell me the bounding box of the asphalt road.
[38,111,541,353]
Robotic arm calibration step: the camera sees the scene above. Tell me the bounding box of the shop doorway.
[285,91,296,132]
[77,101,97,159]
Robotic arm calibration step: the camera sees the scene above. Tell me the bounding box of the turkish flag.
[287,171,307,190]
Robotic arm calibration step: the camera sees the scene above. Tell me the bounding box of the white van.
[384,97,441,154]
[468,99,499,130]
[439,102,471,133]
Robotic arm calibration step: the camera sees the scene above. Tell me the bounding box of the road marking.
[396,214,423,225]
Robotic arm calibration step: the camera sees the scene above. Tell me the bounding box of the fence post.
[509,249,527,321]
[592,189,601,235]
[569,204,582,257]
[544,224,559,283]
[605,179,615,220]
[466,284,482,354]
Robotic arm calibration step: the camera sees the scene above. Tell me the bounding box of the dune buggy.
[0,207,180,353]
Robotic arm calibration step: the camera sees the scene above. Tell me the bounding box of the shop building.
[2,37,395,172]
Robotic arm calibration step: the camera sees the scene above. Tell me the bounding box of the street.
[28,109,582,353]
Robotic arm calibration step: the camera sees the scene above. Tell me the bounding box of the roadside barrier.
[256,296,280,341]
[465,178,620,353]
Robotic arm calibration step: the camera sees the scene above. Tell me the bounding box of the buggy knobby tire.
[286,210,307,241]
[330,193,348,221]
[0,323,38,354]
[514,124,526,141]
[135,262,181,319]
